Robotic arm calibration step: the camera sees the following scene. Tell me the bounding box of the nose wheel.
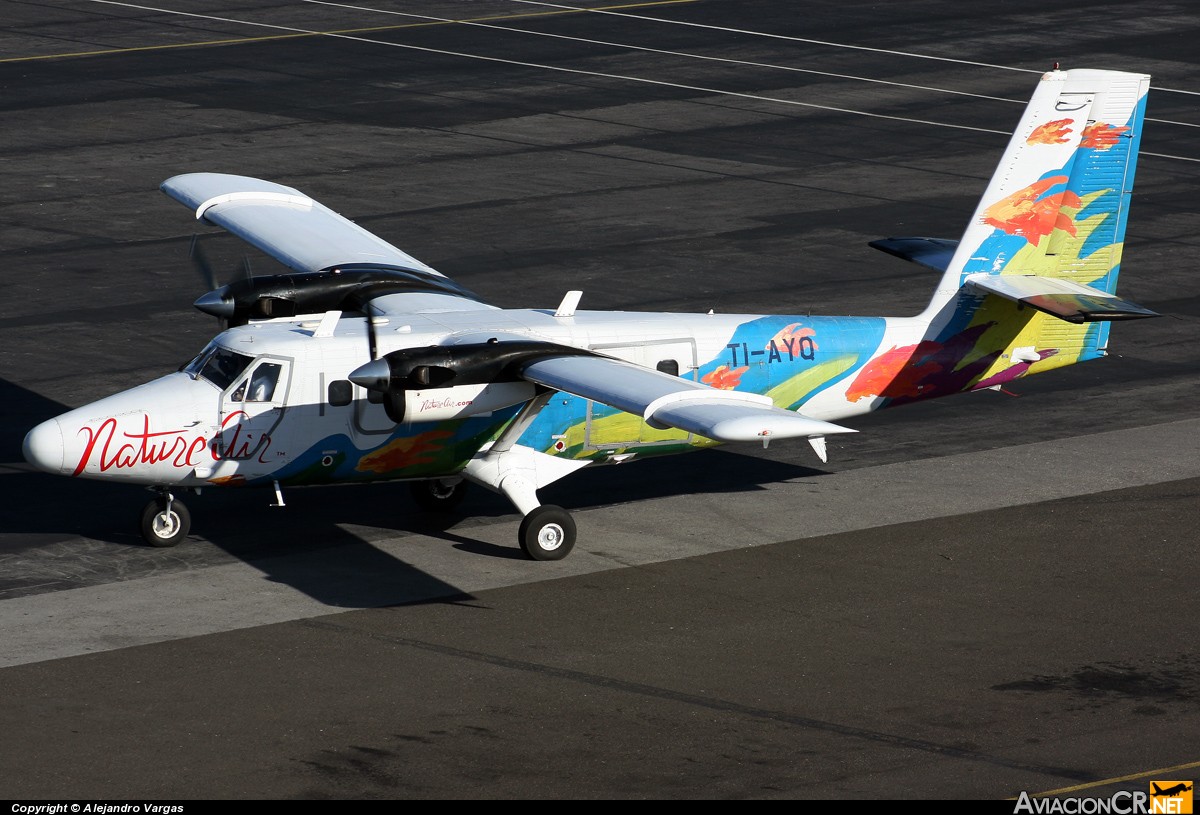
[518,505,576,561]
[140,492,191,547]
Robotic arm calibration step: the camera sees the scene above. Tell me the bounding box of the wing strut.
[491,391,554,455]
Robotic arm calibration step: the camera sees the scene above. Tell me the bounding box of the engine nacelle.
[193,264,482,326]
[385,381,537,424]
[350,340,595,393]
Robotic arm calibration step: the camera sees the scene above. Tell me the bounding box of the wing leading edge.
[161,173,439,277]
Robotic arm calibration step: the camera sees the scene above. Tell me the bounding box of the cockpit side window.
[198,348,253,390]
[244,363,282,402]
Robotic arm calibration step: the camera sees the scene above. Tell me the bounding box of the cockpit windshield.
[181,343,215,377]
[186,345,253,390]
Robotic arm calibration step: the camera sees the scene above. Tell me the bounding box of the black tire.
[410,479,467,513]
[518,505,576,561]
[140,496,191,548]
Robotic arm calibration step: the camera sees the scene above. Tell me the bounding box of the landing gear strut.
[461,393,589,560]
[140,490,191,547]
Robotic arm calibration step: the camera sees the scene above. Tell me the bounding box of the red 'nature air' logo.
[72,413,271,476]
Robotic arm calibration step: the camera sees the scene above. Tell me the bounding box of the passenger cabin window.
[656,359,680,377]
[328,380,353,407]
[367,387,384,404]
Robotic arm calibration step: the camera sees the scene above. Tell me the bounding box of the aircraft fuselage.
[24,302,908,488]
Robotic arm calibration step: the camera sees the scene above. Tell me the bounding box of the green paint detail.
[590,410,690,447]
[548,410,691,459]
[282,450,348,486]
[766,353,859,409]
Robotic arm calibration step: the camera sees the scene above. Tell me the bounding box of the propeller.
[189,235,255,327]
[189,234,219,292]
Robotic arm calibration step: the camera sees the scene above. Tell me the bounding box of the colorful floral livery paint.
[142,71,1153,482]
[931,70,1148,391]
[22,70,1156,559]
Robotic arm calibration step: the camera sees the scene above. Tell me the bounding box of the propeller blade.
[188,234,219,291]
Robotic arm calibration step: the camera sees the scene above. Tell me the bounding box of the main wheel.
[518,505,576,561]
[140,496,191,548]
[410,479,467,513]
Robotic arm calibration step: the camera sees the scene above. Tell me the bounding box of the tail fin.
[924,68,1151,312]
[918,68,1156,380]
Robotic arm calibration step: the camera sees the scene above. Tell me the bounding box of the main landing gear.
[410,475,578,561]
[518,504,576,561]
[140,490,191,547]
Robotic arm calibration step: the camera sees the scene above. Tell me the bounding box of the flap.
[520,354,855,444]
[161,173,440,277]
[966,274,1159,323]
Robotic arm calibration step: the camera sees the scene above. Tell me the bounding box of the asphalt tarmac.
[1,0,1198,801]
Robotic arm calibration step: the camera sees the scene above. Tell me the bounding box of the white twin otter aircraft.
[24,69,1158,560]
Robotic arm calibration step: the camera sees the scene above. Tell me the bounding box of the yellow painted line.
[1014,759,1200,798]
[0,0,695,64]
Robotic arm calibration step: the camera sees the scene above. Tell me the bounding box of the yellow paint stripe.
[0,0,695,64]
[1014,759,1200,798]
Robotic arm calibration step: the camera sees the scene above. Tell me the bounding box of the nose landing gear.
[140,490,191,547]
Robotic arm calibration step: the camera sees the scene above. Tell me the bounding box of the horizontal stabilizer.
[966,274,1159,323]
[869,237,959,272]
[520,353,855,445]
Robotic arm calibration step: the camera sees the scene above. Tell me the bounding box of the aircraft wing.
[161,173,440,277]
[520,353,856,448]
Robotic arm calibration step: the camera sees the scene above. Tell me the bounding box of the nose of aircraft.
[23,418,65,474]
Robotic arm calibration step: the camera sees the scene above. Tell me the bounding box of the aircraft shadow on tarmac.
[1,369,824,607]
[0,377,72,464]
